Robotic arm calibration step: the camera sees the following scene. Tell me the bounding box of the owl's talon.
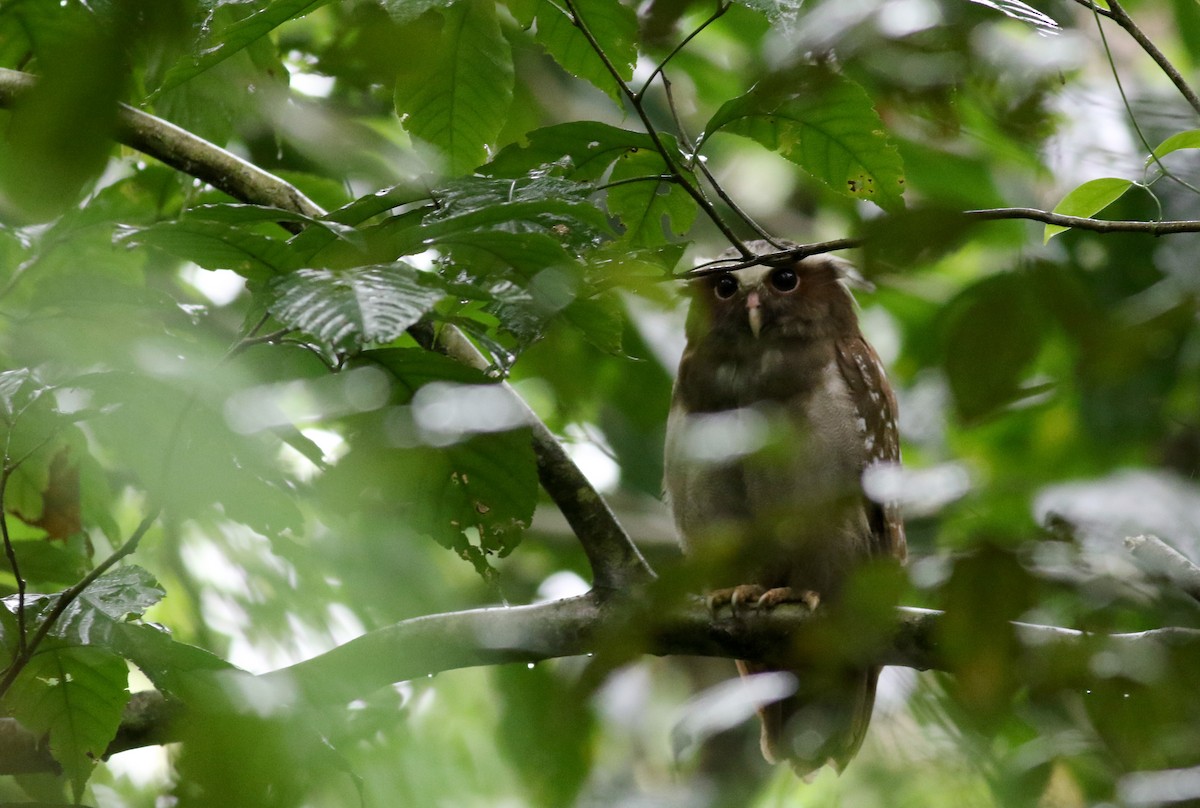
[729,585,767,613]
[755,587,820,611]
[704,588,735,615]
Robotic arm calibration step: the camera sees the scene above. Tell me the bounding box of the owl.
[664,242,906,777]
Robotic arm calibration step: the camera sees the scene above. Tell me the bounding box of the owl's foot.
[705,585,820,615]
[755,587,820,611]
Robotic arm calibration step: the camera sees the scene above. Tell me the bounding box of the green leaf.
[432,231,577,277]
[484,122,657,181]
[420,176,612,250]
[4,566,166,648]
[730,0,801,24]
[380,0,456,23]
[48,566,166,644]
[1042,177,1133,243]
[1150,129,1200,161]
[496,663,594,807]
[116,221,300,281]
[110,623,234,700]
[270,264,447,349]
[184,203,364,247]
[395,0,514,175]
[969,0,1060,32]
[154,0,334,96]
[4,646,130,800]
[532,0,637,103]
[701,65,906,212]
[360,348,493,401]
[606,147,697,246]
[563,292,624,354]
[941,272,1047,423]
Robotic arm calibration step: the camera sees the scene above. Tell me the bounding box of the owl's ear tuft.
[823,255,874,293]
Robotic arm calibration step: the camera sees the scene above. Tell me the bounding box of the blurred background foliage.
[1,0,1199,805]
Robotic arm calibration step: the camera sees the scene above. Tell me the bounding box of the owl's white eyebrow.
[731,265,772,288]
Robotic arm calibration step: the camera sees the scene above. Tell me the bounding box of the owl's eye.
[770,267,799,292]
[713,273,739,300]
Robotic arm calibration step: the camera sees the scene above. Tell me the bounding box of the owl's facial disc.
[730,265,777,339]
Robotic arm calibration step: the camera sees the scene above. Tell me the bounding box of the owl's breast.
[667,344,873,589]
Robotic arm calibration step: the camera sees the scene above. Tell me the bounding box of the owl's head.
[684,244,860,344]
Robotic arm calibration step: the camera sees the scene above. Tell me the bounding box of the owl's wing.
[835,336,907,562]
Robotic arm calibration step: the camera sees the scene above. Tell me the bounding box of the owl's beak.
[746,290,762,338]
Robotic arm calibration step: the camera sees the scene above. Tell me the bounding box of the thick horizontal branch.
[4,597,1196,774]
[0,67,323,219]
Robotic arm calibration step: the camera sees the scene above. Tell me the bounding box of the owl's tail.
[737,660,880,779]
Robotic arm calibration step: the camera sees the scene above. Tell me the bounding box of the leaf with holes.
[700,65,905,212]
[607,147,697,246]
[5,646,130,800]
[270,264,446,350]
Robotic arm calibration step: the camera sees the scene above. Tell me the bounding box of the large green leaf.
[421,176,611,250]
[531,0,637,103]
[484,122,657,181]
[396,428,539,576]
[941,272,1048,422]
[270,264,447,350]
[700,65,906,212]
[4,646,130,800]
[1150,129,1200,161]
[153,0,333,96]
[1042,177,1133,243]
[380,0,457,23]
[730,0,801,24]
[394,0,514,175]
[116,220,301,281]
[496,663,594,807]
[606,147,697,246]
[47,566,166,645]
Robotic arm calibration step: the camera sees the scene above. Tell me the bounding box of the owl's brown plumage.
[665,243,905,777]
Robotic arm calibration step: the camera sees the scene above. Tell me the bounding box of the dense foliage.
[2,0,1200,805]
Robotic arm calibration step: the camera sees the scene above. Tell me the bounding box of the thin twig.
[635,1,731,100]
[962,206,1200,233]
[0,507,161,699]
[1071,0,1200,117]
[558,0,751,257]
[0,469,26,655]
[413,324,656,591]
[0,68,324,223]
[659,74,783,247]
[1086,4,1200,199]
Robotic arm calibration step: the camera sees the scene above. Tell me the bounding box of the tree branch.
[0,66,654,593]
[1125,534,1200,603]
[1071,0,1200,118]
[418,326,655,590]
[3,599,1198,774]
[963,207,1200,234]
[0,68,324,220]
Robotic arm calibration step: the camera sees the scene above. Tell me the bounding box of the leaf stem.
[558,0,752,257]
[635,1,731,101]
[0,507,161,700]
[1072,0,1200,118]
